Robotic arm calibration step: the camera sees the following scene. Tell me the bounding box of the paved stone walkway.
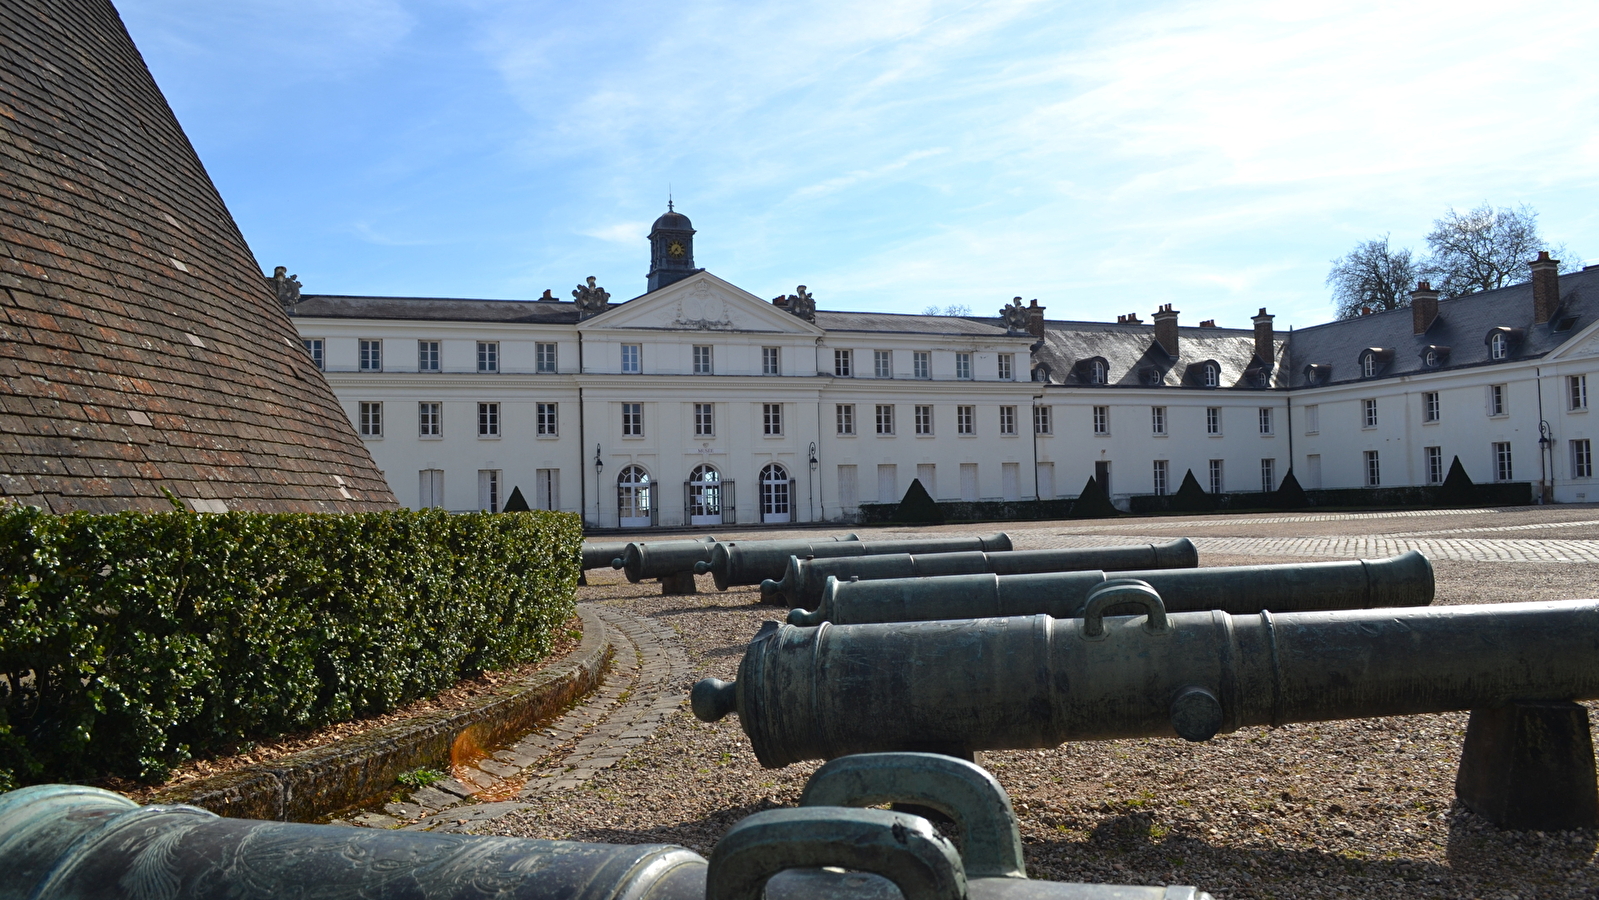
[1049,508,1504,532]
[1047,532,1599,563]
[340,602,690,832]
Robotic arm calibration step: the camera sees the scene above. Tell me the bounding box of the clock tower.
[647,201,697,292]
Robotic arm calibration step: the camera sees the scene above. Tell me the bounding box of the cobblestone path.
[1047,531,1599,562]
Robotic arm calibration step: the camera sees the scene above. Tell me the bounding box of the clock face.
[667,240,686,259]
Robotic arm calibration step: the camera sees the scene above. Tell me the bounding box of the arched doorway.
[760,463,791,524]
[687,464,722,526]
[617,465,652,528]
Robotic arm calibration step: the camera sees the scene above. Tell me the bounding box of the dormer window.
[1358,348,1392,379]
[1362,354,1376,378]
[1073,357,1110,385]
[1091,360,1107,384]
[1490,332,1506,360]
[1140,367,1164,386]
[1204,364,1219,387]
[1424,349,1438,368]
[1303,363,1331,386]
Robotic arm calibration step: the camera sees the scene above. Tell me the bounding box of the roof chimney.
[1410,281,1440,334]
[1027,299,1046,339]
[1252,307,1275,365]
[1152,304,1179,356]
[1530,251,1561,324]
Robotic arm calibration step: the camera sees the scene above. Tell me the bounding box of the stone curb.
[150,606,614,822]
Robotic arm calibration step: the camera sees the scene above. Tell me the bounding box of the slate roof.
[294,295,583,325]
[0,0,395,513]
[1283,267,1599,387]
[1033,320,1285,389]
[813,311,1023,337]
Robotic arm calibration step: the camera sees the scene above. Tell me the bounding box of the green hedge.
[0,506,580,790]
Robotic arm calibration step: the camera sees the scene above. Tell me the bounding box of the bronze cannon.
[0,754,1211,900]
[762,539,1198,608]
[616,534,855,584]
[694,534,1013,591]
[581,540,636,572]
[786,551,1433,625]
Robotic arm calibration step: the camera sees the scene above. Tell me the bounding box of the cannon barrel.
[787,551,1433,626]
[617,534,857,583]
[692,588,1599,768]
[694,534,1013,591]
[581,540,633,572]
[763,539,1198,608]
[0,765,1209,900]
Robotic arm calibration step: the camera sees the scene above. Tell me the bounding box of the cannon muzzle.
[581,540,631,571]
[696,534,1012,591]
[787,551,1433,626]
[0,754,1210,900]
[763,539,1199,608]
[698,589,1599,768]
[615,536,719,583]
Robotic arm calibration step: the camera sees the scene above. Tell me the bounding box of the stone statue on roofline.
[786,285,816,322]
[270,266,301,309]
[573,276,611,319]
[1001,296,1029,334]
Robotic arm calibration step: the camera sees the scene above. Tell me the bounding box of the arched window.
[1362,354,1376,378]
[1424,349,1438,368]
[1091,360,1107,384]
[1204,364,1219,388]
[1490,332,1507,360]
[760,463,791,523]
[617,465,652,527]
[687,464,721,525]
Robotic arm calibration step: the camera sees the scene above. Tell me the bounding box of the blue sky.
[118,0,1599,330]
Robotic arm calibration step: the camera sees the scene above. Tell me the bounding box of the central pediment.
[578,271,823,335]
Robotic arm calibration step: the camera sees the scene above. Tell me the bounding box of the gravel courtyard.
[488,506,1599,900]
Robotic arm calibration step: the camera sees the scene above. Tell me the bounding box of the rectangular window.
[763,403,783,436]
[1365,450,1381,487]
[762,346,780,375]
[1489,384,1506,417]
[1573,439,1593,479]
[359,339,382,372]
[874,350,892,379]
[1260,458,1275,493]
[999,405,1017,436]
[955,352,972,380]
[622,402,643,436]
[1151,406,1166,436]
[418,340,440,373]
[1363,398,1378,428]
[1570,375,1588,411]
[1424,392,1440,423]
[1494,441,1513,481]
[419,469,444,508]
[477,341,499,373]
[478,469,501,513]
[913,351,930,379]
[418,401,441,437]
[537,402,558,436]
[1305,404,1320,434]
[1033,405,1052,435]
[302,338,324,370]
[477,402,500,437]
[621,344,641,374]
[694,403,714,437]
[876,404,895,435]
[693,345,713,374]
[1426,446,1444,484]
[834,349,853,377]
[957,405,975,435]
[1152,460,1169,496]
[1208,459,1224,494]
[536,342,558,374]
[358,401,382,437]
[1258,407,1273,435]
[1092,405,1109,435]
[915,405,934,436]
[836,403,856,435]
[998,354,1014,381]
[1206,407,1221,435]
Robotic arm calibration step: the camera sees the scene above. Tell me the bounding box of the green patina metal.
[786,551,1433,626]
[611,536,720,583]
[763,539,1198,609]
[581,540,633,572]
[695,534,1012,591]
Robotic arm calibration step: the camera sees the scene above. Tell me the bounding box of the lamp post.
[808,441,819,522]
[594,444,604,527]
[1539,421,1553,504]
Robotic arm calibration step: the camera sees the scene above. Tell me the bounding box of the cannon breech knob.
[693,677,739,722]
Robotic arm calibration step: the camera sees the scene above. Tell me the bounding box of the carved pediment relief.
[581,272,822,334]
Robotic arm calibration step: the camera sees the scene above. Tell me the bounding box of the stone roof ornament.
[270,266,301,309]
[1001,296,1029,334]
[786,285,816,322]
[573,276,611,319]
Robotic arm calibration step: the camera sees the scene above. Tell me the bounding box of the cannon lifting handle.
[1080,579,1170,639]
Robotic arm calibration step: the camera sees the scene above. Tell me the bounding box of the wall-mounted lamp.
[594,444,604,475]
[808,441,819,470]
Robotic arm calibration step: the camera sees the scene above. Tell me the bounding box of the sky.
[116,0,1599,330]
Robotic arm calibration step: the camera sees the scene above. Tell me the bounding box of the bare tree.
[1422,204,1543,298]
[921,303,973,316]
[1327,234,1419,319]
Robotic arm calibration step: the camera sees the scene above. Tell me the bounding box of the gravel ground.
[494,510,1599,899]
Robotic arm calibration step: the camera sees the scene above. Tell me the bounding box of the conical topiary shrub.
[893,478,944,524]
[501,486,531,512]
[1070,475,1119,518]
[1274,468,1308,509]
[1170,469,1215,513]
[1438,456,1476,507]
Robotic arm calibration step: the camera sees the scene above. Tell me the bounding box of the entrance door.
[916,464,937,499]
[1094,460,1111,496]
[877,464,897,503]
[618,466,652,528]
[760,463,791,523]
[837,465,858,511]
[536,468,558,510]
[1001,463,1019,501]
[960,464,979,502]
[1036,462,1055,500]
[687,464,723,526]
[1305,454,1322,490]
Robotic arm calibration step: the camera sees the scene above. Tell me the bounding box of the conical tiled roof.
[0,0,395,512]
